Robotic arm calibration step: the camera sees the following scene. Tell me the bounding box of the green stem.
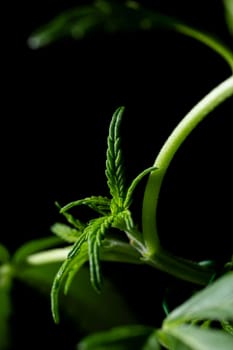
[140,4,233,70]
[142,75,233,257]
[142,248,214,286]
[174,23,233,71]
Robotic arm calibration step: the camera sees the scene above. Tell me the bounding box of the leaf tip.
[51,293,60,324]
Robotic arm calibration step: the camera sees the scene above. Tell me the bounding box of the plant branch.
[174,23,233,71]
[142,75,233,256]
[142,248,214,286]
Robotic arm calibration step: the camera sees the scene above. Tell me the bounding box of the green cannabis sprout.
[51,106,156,322]
[50,70,233,323]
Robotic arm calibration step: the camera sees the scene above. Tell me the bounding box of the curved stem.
[142,75,233,255]
[140,5,233,70]
[174,23,233,71]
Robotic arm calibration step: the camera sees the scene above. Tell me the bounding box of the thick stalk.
[143,248,214,286]
[142,75,233,259]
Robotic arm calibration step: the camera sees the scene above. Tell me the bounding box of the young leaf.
[164,272,233,327]
[55,201,85,230]
[50,222,81,243]
[60,196,111,216]
[112,209,134,231]
[51,239,88,323]
[64,242,89,295]
[158,324,233,350]
[88,234,102,292]
[51,214,115,322]
[77,324,155,350]
[87,215,114,292]
[105,106,126,209]
[123,166,157,208]
[51,257,77,324]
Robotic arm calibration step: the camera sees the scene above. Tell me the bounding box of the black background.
[2,1,233,349]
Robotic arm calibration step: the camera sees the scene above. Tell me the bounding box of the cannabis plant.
[1,1,233,349]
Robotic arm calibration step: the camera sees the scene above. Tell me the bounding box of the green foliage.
[77,324,155,350]
[27,0,233,69]
[158,325,233,350]
[163,272,233,327]
[50,222,81,243]
[78,273,233,349]
[1,1,232,349]
[106,106,126,208]
[50,106,156,323]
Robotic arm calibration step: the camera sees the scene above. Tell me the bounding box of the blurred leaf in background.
[26,0,203,49]
[77,324,157,350]
[17,262,137,332]
[224,0,233,36]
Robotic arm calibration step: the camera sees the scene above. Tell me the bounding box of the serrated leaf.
[51,214,114,322]
[50,222,81,243]
[88,234,102,292]
[77,324,154,350]
[87,216,114,292]
[60,196,111,216]
[106,106,126,207]
[158,324,233,350]
[124,166,157,208]
[113,209,134,231]
[56,201,85,230]
[164,272,233,327]
[51,239,88,323]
